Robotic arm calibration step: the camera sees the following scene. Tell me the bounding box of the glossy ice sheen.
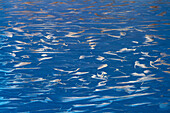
[0,0,170,112]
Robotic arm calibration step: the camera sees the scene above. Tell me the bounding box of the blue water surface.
[0,0,170,112]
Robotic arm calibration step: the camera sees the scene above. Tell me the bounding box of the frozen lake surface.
[0,0,170,112]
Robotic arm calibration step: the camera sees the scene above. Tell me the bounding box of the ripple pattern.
[0,0,170,112]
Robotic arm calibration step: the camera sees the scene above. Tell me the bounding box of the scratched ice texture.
[0,0,170,113]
